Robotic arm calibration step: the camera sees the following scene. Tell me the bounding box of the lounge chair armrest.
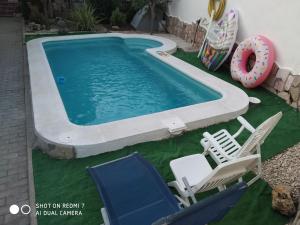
[233,116,256,138]
[237,116,256,133]
[200,138,211,154]
[203,132,232,161]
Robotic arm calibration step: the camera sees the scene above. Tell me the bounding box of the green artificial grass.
[32,49,300,225]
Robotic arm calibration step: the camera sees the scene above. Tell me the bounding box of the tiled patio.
[0,17,31,225]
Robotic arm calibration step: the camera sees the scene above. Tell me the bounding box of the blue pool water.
[43,37,222,125]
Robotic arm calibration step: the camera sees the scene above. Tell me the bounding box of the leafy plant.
[112,0,135,23]
[131,0,147,10]
[88,0,113,23]
[71,4,99,31]
[21,0,31,20]
[29,5,49,26]
[111,7,126,26]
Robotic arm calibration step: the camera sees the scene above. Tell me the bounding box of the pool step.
[162,117,187,135]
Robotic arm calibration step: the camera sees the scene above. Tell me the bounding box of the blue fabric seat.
[87,153,247,225]
[87,153,181,225]
[153,181,247,225]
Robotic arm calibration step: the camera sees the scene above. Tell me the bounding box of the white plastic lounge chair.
[200,112,282,185]
[168,154,259,206]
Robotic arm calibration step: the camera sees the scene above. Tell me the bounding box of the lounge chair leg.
[247,168,261,186]
[182,177,197,204]
[101,208,110,225]
[247,151,262,186]
[175,195,191,207]
[247,175,260,186]
[217,185,226,192]
[168,181,191,206]
[203,150,208,156]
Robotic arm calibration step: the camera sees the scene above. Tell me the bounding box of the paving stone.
[7,167,25,176]
[3,153,19,160]
[0,198,5,208]
[6,192,29,205]
[0,170,7,178]
[0,186,27,199]
[7,178,28,189]
[0,160,8,167]
[0,184,6,192]
[0,18,30,225]
[0,175,19,185]
[8,158,27,168]
[0,206,9,216]
[4,213,30,225]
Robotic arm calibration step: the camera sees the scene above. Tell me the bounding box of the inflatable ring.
[231,35,275,88]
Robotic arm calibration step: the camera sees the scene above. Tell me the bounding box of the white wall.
[168,0,300,74]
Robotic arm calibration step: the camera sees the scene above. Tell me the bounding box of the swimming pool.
[43,37,221,125]
[27,33,249,159]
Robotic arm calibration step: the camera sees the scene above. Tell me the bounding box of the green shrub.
[111,7,126,26]
[29,6,49,26]
[21,0,31,20]
[71,4,99,31]
[131,0,146,10]
[114,0,137,23]
[88,0,112,23]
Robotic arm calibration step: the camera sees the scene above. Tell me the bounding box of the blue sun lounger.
[87,153,247,225]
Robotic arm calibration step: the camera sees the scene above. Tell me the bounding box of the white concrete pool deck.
[27,33,249,159]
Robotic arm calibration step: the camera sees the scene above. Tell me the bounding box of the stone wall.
[264,66,300,109]
[166,15,300,109]
[166,16,206,49]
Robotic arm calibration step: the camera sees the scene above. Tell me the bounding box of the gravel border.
[262,142,300,202]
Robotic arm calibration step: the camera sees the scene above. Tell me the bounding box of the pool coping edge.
[26,33,249,159]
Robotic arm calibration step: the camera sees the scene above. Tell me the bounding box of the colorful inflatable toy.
[199,9,238,71]
[231,35,275,88]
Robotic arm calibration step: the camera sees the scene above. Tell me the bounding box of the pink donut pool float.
[231,35,275,88]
